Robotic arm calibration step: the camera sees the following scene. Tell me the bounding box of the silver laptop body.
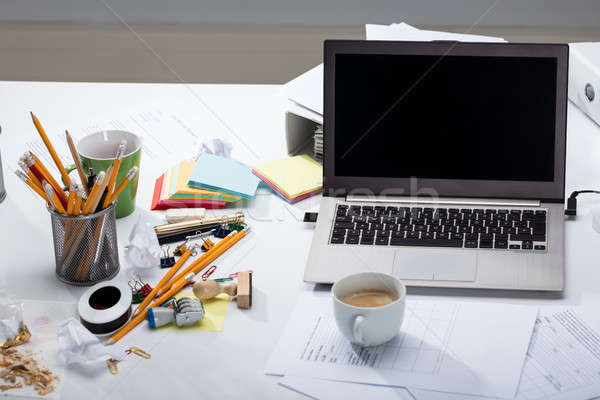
[304,40,569,290]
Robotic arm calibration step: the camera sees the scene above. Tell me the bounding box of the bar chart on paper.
[266,291,537,398]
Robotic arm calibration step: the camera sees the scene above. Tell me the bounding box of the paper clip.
[213,277,233,283]
[202,265,217,280]
[106,358,119,375]
[228,269,253,278]
[126,346,151,359]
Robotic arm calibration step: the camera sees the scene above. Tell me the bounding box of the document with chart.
[265,291,537,398]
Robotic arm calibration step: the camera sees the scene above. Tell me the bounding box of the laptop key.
[391,231,405,239]
[362,230,375,237]
[330,235,345,244]
[480,233,493,241]
[509,244,521,249]
[335,215,352,223]
[360,236,374,245]
[406,231,419,239]
[375,236,389,245]
[390,238,463,247]
[466,233,478,241]
[534,245,546,250]
[347,229,361,236]
[465,240,478,248]
[334,222,353,230]
[332,229,346,236]
[436,232,449,239]
[522,240,533,250]
[345,236,359,244]
[422,232,435,240]
[495,240,508,249]
[479,240,493,248]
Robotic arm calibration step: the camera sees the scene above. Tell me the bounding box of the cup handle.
[353,315,365,345]
[62,164,76,186]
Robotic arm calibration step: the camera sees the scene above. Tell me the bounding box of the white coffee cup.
[332,272,406,347]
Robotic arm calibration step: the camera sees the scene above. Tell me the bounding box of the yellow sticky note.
[155,291,229,332]
[252,155,323,198]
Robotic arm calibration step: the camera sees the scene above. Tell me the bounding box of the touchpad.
[392,249,477,281]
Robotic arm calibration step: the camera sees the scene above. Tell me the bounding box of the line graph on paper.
[298,301,459,374]
[515,309,600,400]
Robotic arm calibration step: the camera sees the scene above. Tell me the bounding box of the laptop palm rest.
[392,249,477,281]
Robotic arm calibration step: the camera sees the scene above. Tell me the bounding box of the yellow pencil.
[106,166,138,205]
[30,112,71,187]
[73,187,84,216]
[15,170,48,202]
[132,248,192,317]
[43,182,67,214]
[67,183,77,215]
[81,171,106,215]
[103,141,126,209]
[26,152,68,206]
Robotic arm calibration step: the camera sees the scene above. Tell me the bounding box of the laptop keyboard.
[330,204,548,251]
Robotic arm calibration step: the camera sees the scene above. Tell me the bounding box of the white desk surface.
[1,81,600,399]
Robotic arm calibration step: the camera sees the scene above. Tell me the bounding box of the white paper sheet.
[277,304,600,400]
[265,291,537,398]
[365,23,506,43]
[283,22,505,118]
[278,376,414,400]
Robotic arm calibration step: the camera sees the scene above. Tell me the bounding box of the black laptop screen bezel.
[323,40,568,202]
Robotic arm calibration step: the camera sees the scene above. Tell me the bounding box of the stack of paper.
[252,155,323,203]
[187,153,261,199]
[272,291,600,400]
[151,160,243,210]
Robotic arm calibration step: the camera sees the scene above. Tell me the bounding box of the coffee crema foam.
[340,290,397,308]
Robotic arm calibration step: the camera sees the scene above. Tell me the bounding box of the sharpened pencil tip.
[105,339,115,346]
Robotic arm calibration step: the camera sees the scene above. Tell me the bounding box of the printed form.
[266,291,537,399]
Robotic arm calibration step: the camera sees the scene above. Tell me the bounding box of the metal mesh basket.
[49,203,120,285]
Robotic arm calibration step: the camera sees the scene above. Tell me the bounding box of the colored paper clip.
[106,358,119,375]
[228,270,253,278]
[126,346,151,359]
[202,265,217,280]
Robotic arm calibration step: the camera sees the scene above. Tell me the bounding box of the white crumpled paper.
[125,212,161,275]
[57,318,125,365]
[0,301,23,343]
[188,137,232,161]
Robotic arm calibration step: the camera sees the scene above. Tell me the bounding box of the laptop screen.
[334,53,558,183]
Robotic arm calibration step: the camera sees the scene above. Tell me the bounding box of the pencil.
[43,182,67,214]
[106,273,194,345]
[103,141,126,209]
[15,170,48,202]
[73,187,84,216]
[67,183,77,215]
[26,152,68,207]
[106,166,138,205]
[81,171,106,215]
[30,112,71,187]
[132,248,192,317]
[156,228,248,296]
[65,130,89,195]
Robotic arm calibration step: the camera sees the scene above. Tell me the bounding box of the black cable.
[565,190,600,216]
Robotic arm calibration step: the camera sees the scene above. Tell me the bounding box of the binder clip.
[173,241,188,257]
[201,238,215,252]
[212,225,231,238]
[160,246,176,268]
[228,223,244,232]
[129,278,153,304]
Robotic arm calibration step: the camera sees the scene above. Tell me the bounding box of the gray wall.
[1,0,599,27]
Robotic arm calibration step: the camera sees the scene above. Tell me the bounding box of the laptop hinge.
[345,195,541,207]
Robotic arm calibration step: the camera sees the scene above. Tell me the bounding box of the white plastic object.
[166,208,206,223]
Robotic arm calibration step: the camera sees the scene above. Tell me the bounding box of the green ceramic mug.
[70,130,141,218]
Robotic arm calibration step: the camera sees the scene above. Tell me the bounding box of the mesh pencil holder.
[49,203,120,286]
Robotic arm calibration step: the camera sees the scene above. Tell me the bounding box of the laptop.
[304,40,568,290]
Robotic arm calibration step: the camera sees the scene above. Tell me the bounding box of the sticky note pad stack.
[151,160,242,210]
[187,154,260,199]
[252,155,323,203]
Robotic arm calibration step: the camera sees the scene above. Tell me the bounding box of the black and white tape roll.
[78,281,132,335]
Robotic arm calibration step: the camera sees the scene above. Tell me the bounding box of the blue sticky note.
[187,154,260,199]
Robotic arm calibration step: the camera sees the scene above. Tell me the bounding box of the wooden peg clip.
[192,270,252,309]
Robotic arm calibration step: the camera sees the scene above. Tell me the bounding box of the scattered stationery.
[252,155,323,203]
[187,153,260,199]
[266,290,537,399]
